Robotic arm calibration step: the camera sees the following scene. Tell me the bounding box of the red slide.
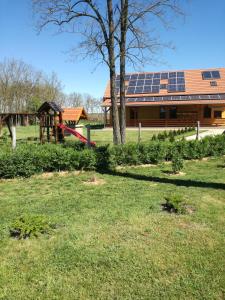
[58,124,96,147]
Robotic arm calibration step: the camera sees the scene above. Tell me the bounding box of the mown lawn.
[0,157,225,299]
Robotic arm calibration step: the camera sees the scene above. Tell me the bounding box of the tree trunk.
[107,0,121,145]
[119,0,129,144]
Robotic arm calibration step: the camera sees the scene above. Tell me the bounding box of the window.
[130,108,138,120]
[210,81,217,86]
[203,106,211,118]
[214,111,222,119]
[202,70,221,80]
[160,107,166,119]
[169,107,177,119]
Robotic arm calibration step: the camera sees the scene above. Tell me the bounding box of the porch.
[106,104,225,127]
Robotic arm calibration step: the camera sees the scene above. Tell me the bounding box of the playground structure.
[37,101,96,146]
[0,101,96,148]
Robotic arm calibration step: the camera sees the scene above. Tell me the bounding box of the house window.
[214,111,222,119]
[204,106,211,118]
[169,107,177,119]
[130,108,138,120]
[210,81,217,86]
[160,107,166,119]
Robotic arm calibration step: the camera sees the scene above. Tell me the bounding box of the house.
[102,68,225,127]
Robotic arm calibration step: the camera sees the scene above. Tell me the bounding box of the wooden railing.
[127,119,197,127]
[107,118,225,127]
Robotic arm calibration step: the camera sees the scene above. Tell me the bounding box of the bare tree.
[33,0,185,144]
[0,58,63,113]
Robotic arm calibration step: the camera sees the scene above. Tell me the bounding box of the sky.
[0,0,225,98]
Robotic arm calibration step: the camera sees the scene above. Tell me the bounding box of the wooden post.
[196,121,200,140]
[87,125,91,148]
[104,107,107,128]
[138,122,141,143]
[12,125,16,149]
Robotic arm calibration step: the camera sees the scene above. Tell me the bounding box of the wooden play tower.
[37,101,90,144]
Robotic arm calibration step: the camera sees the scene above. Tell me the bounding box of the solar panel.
[126,93,225,102]
[152,85,160,93]
[168,85,177,92]
[177,78,185,84]
[160,84,167,89]
[153,79,160,85]
[127,87,135,94]
[177,72,184,77]
[129,80,137,86]
[169,72,176,78]
[145,79,152,85]
[130,74,138,80]
[211,71,220,79]
[138,74,146,79]
[136,79,145,86]
[146,74,153,79]
[125,75,131,81]
[202,70,221,80]
[143,86,152,93]
[177,85,185,92]
[168,78,176,84]
[161,73,168,80]
[153,73,160,79]
[135,87,144,94]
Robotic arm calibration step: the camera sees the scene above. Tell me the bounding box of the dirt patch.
[116,164,156,170]
[83,176,106,186]
[163,170,186,176]
[35,171,81,179]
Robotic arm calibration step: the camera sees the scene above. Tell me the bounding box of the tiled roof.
[62,107,88,121]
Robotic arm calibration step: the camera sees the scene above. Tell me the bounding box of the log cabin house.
[102,68,225,127]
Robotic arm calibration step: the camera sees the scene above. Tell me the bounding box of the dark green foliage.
[163,194,187,214]
[171,154,184,174]
[9,215,55,239]
[151,134,157,141]
[152,127,195,142]
[95,145,114,171]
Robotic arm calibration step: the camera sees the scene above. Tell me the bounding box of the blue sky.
[0,0,225,98]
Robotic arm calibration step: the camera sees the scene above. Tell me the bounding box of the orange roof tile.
[62,107,88,121]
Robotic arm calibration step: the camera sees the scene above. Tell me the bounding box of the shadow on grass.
[98,169,225,190]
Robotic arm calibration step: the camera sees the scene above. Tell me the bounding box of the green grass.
[0,157,225,299]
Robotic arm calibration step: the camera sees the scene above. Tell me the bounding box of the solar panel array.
[126,93,225,103]
[116,72,186,95]
[202,70,220,80]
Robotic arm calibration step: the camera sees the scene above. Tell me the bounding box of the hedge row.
[0,134,224,178]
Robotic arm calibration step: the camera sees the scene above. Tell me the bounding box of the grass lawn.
[0,157,225,299]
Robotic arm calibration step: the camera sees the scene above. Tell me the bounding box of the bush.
[0,134,224,178]
[171,154,184,174]
[9,215,55,239]
[163,194,187,214]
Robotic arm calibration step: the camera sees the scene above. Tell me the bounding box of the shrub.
[171,154,184,174]
[79,149,96,170]
[95,145,113,171]
[163,194,187,214]
[9,215,55,239]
